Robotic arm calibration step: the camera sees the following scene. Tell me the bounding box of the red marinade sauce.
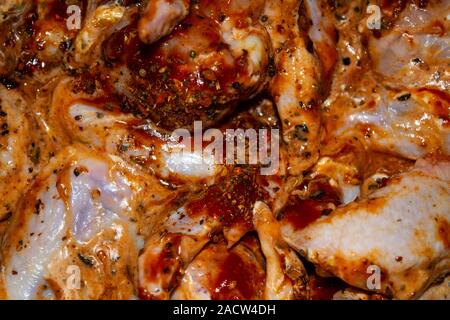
[211,251,264,300]
[140,235,181,287]
[418,88,450,126]
[280,179,341,230]
[310,275,347,300]
[46,0,69,22]
[186,168,260,229]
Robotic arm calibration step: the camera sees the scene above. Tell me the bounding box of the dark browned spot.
[436,218,450,249]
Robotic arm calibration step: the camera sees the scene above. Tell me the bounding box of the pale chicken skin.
[0,145,179,299]
[172,236,266,300]
[0,0,449,300]
[0,88,36,228]
[138,0,190,44]
[281,158,450,299]
[320,0,450,160]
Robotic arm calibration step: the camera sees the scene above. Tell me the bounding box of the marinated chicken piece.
[281,158,450,299]
[333,83,449,159]
[50,79,225,183]
[309,157,361,205]
[138,195,226,300]
[74,1,137,64]
[0,0,81,82]
[138,166,266,299]
[304,0,338,80]
[332,289,371,300]
[137,162,291,300]
[308,139,416,204]
[369,1,450,91]
[33,0,80,65]
[263,0,322,175]
[0,0,30,76]
[313,1,368,160]
[253,201,308,299]
[278,172,343,228]
[0,88,36,231]
[0,0,25,23]
[138,0,190,44]
[332,287,386,300]
[321,0,449,160]
[0,145,177,299]
[171,236,266,300]
[418,274,450,300]
[138,232,212,300]
[99,0,271,130]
